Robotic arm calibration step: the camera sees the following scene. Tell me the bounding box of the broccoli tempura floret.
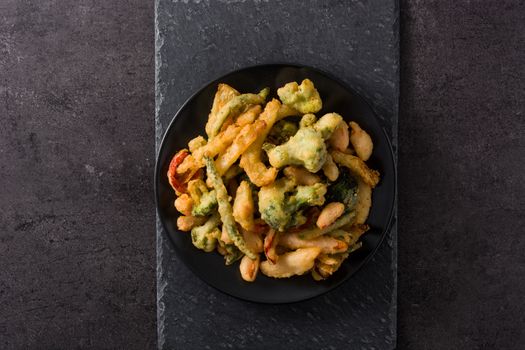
[265,113,343,172]
[288,183,327,212]
[277,79,322,114]
[187,179,218,216]
[191,213,221,252]
[258,179,327,231]
[266,127,325,172]
[258,178,295,232]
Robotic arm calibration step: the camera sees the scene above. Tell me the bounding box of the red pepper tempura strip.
[167,149,189,194]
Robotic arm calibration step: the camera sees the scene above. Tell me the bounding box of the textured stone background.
[398,2,525,349]
[0,1,156,349]
[1,1,524,349]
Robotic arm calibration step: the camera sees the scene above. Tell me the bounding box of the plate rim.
[155,62,397,304]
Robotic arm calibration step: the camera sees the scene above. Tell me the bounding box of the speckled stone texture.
[156,1,398,349]
[0,1,155,349]
[398,2,525,349]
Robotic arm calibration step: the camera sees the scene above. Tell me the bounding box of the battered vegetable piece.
[188,135,207,153]
[258,178,295,231]
[298,212,355,240]
[266,127,325,172]
[260,247,322,278]
[239,255,260,282]
[220,224,233,245]
[277,104,301,119]
[235,104,262,126]
[205,83,239,137]
[331,150,380,188]
[279,233,348,254]
[207,88,269,138]
[287,211,308,228]
[167,149,190,194]
[354,179,372,224]
[322,154,339,181]
[283,166,321,186]
[240,227,263,253]
[312,242,363,280]
[328,120,350,151]
[258,178,326,231]
[313,113,343,140]
[176,154,200,176]
[215,119,266,175]
[277,79,322,114]
[299,113,317,128]
[217,240,243,265]
[205,156,257,259]
[193,124,241,164]
[174,193,193,216]
[177,215,207,232]
[187,179,217,216]
[316,202,345,229]
[266,113,342,172]
[239,99,281,187]
[191,213,221,252]
[264,228,279,264]
[287,183,327,213]
[349,121,373,161]
[232,181,255,231]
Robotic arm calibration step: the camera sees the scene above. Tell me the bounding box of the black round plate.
[155,64,396,304]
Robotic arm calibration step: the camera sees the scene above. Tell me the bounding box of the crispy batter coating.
[258,178,326,232]
[187,179,217,216]
[265,113,341,172]
[206,88,269,138]
[349,121,373,161]
[260,247,321,278]
[277,79,322,114]
[279,233,347,254]
[239,99,282,187]
[205,156,257,259]
[191,213,221,252]
[330,150,380,187]
[232,180,255,231]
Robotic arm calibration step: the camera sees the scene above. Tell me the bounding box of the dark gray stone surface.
[1,1,524,349]
[0,1,156,349]
[397,2,525,349]
[155,1,398,349]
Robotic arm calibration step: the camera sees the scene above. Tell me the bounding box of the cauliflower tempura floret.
[277,79,322,114]
[265,113,343,172]
[313,113,343,140]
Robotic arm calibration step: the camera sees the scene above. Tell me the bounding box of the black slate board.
[155,1,399,349]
